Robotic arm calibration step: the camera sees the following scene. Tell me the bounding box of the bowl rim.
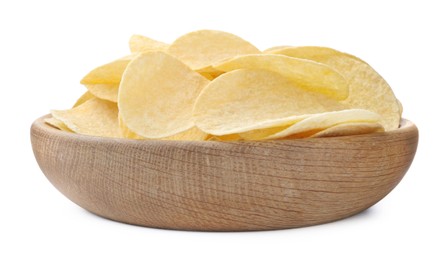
[32,114,417,145]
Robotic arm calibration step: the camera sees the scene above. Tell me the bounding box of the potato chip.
[80,54,135,85]
[52,98,120,138]
[85,84,119,102]
[263,45,292,54]
[244,109,381,140]
[270,46,401,130]
[118,113,144,139]
[311,122,384,138]
[72,91,95,108]
[129,34,169,53]
[119,113,208,141]
[206,134,242,141]
[119,51,209,138]
[214,54,348,100]
[168,30,260,70]
[163,127,208,141]
[193,69,346,135]
[44,117,73,132]
[397,99,403,118]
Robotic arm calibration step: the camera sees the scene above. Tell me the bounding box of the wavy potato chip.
[129,34,169,53]
[85,84,119,102]
[254,109,381,140]
[72,91,95,108]
[119,51,209,138]
[44,117,73,132]
[193,69,346,135]
[311,122,384,138]
[214,54,348,100]
[263,45,292,54]
[206,134,242,141]
[80,54,135,85]
[52,98,120,137]
[270,46,401,130]
[118,113,144,139]
[119,113,208,141]
[168,30,260,70]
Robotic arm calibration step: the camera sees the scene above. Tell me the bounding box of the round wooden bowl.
[31,115,418,231]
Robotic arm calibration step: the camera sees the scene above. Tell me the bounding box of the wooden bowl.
[31,115,418,231]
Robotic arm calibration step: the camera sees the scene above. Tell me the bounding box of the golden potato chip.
[129,34,169,53]
[72,91,95,108]
[263,45,292,53]
[196,66,224,80]
[168,30,260,70]
[311,122,384,138]
[397,99,403,118]
[206,134,242,141]
[164,127,208,141]
[270,46,401,130]
[44,117,73,132]
[119,51,209,138]
[214,54,348,100]
[85,84,119,102]
[80,54,135,85]
[193,69,346,135]
[52,98,120,138]
[118,113,144,139]
[119,113,208,141]
[251,109,381,140]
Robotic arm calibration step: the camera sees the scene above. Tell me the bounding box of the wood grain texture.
[31,115,418,231]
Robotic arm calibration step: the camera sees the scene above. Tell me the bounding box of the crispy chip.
[119,52,209,138]
[311,122,384,138]
[85,84,119,102]
[44,117,73,132]
[119,113,208,141]
[72,91,95,108]
[193,69,346,135]
[168,30,260,70]
[397,99,403,118]
[246,109,381,140]
[52,98,120,138]
[129,34,169,53]
[118,113,144,139]
[270,46,401,130]
[263,45,292,54]
[214,54,348,100]
[80,54,135,85]
[206,134,242,141]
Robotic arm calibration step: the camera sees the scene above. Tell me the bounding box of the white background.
[1,0,444,259]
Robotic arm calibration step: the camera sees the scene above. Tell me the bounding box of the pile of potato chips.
[46,30,402,141]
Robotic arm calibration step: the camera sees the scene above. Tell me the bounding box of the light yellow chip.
[311,122,384,138]
[80,54,135,85]
[193,69,346,135]
[44,117,73,132]
[206,134,242,141]
[263,45,292,54]
[119,113,208,141]
[397,99,403,118]
[270,46,401,130]
[163,127,208,141]
[214,54,348,100]
[168,30,260,70]
[129,34,169,53]
[52,98,120,138]
[119,51,209,139]
[72,91,95,108]
[118,113,144,139]
[85,84,119,102]
[243,109,381,140]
